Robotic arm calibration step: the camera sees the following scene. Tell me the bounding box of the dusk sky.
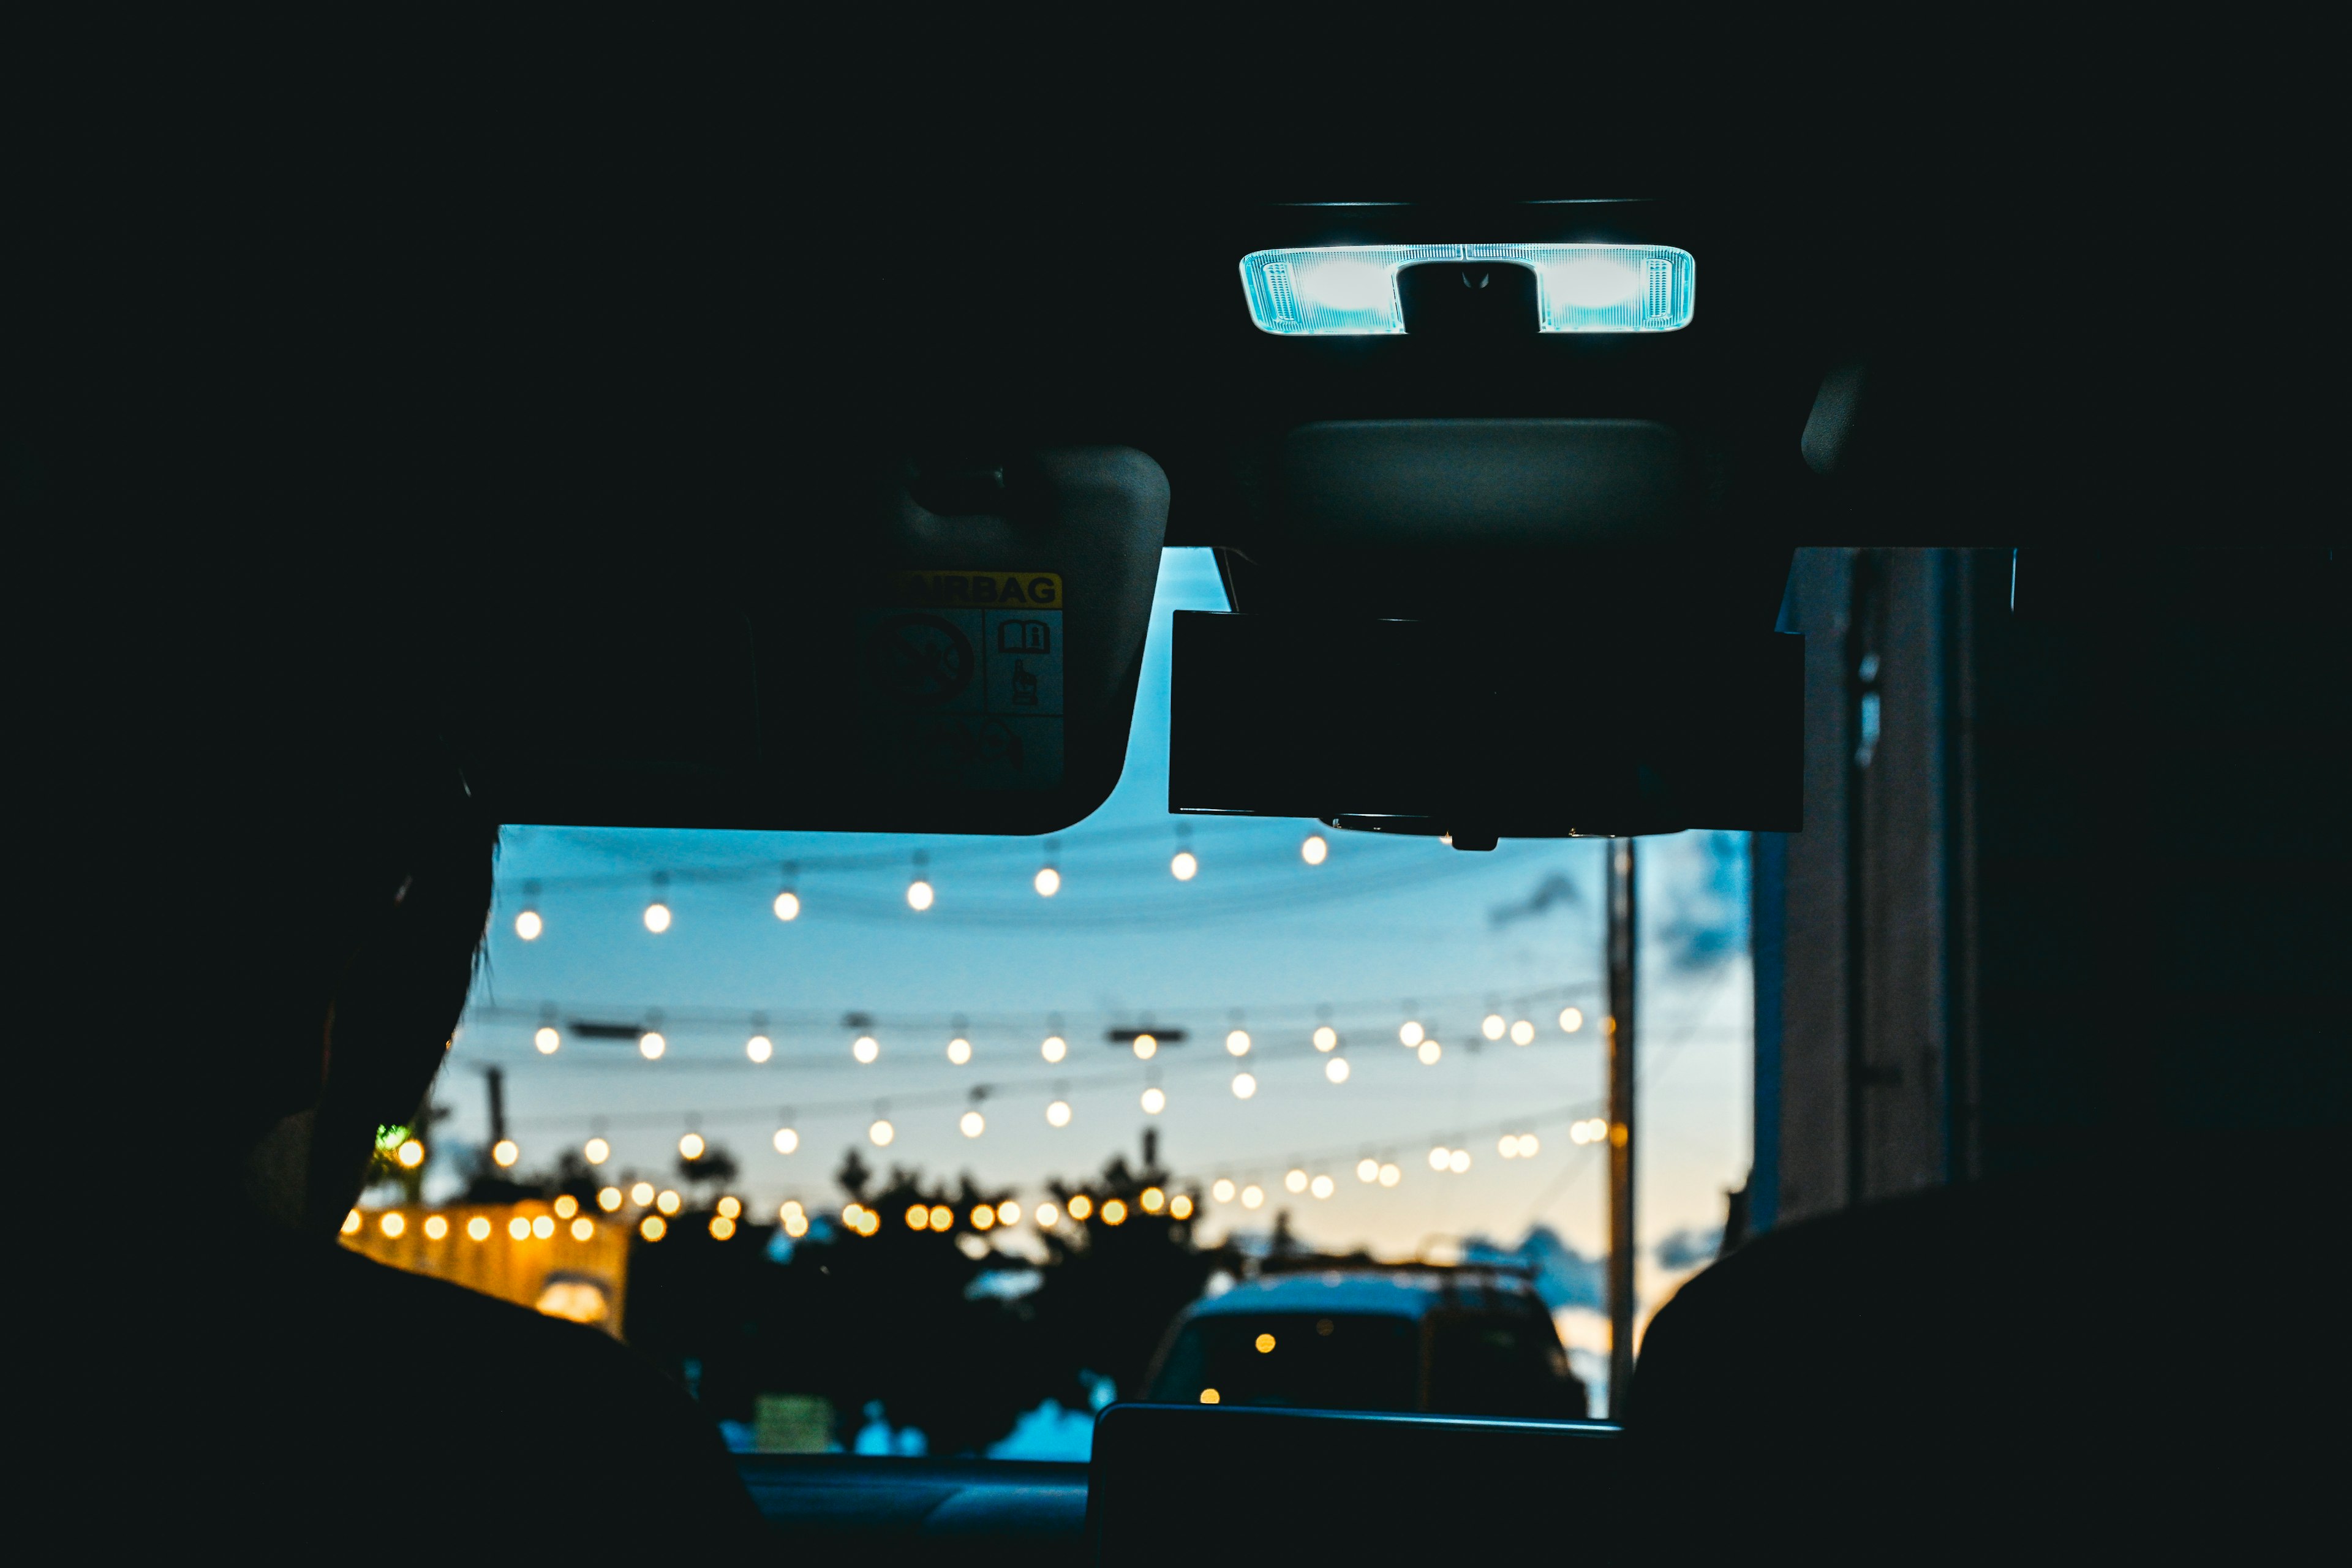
[432,549,1754,1333]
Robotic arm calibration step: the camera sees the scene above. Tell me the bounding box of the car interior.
[32,29,2340,1559]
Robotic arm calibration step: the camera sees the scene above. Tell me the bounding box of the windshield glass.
[349,549,1752,1456]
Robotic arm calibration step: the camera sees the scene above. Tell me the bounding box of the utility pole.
[484,1066,507,1149]
[1605,837,1638,1418]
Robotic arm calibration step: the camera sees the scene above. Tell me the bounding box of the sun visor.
[443,447,1168,833]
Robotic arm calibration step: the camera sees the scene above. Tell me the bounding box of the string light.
[1067,1195,1093,1221]
[630,1182,655,1206]
[1141,1087,1166,1115]
[906,1204,930,1231]
[598,1187,624,1212]
[641,1215,667,1241]
[1448,1148,1471,1174]
[1429,1147,1452,1171]
[1256,1333,1277,1354]
[1300,834,1329,865]
[515,909,543,941]
[997,1200,1021,1227]
[492,1139,519,1168]
[1313,1026,1339,1052]
[747,1035,774,1063]
[1242,1185,1265,1210]
[1570,1117,1608,1144]
[1101,1199,1128,1226]
[467,1216,492,1241]
[1170,850,1198,881]
[1212,1178,1236,1203]
[1226,1030,1251,1057]
[869,1118,895,1147]
[1417,1040,1442,1065]
[1036,1201,1059,1227]
[946,1037,972,1065]
[554,1194,579,1218]
[1483,1014,1507,1040]
[571,1218,595,1241]
[1325,1057,1350,1084]
[928,1204,952,1231]
[853,1035,880,1064]
[655,1190,682,1216]
[1034,866,1061,897]
[679,1132,706,1160]
[509,1216,533,1240]
[1231,1072,1257,1099]
[1310,1175,1335,1199]
[1400,1021,1425,1046]
[773,889,802,921]
[380,1212,405,1238]
[396,1138,425,1168]
[1169,1194,1194,1220]
[1357,1158,1380,1183]
[1041,1035,1068,1063]
[906,878,935,912]
[643,878,673,933]
[639,1031,666,1061]
[1510,1019,1536,1046]
[424,1215,449,1240]
[1046,1099,1072,1128]
[971,1204,995,1231]
[1133,1033,1158,1061]
[1284,1169,1308,1194]
[960,1109,986,1137]
[533,1215,558,1239]
[534,1025,561,1055]
[1559,1007,1585,1033]
[773,1125,800,1155]
[1379,1163,1401,1187]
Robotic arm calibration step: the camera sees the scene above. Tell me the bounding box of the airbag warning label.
[860,573,1063,791]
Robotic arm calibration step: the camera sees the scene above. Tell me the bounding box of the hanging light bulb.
[773,889,802,921]
[773,1124,799,1155]
[869,1118,895,1147]
[1170,850,1198,881]
[1482,1014,1507,1040]
[1300,834,1329,865]
[1559,1006,1585,1033]
[1313,1026,1338,1052]
[678,1132,706,1161]
[1429,1147,1452,1171]
[1399,1020,1424,1046]
[584,1137,611,1165]
[643,873,673,934]
[1325,1057,1351,1084]
[1231,1072,1258,1099]
[1310,1174,1335,1199]
[1241,1185,1265,1210]
[747,1034,774,1063]
[1141,1087,1167,1115]
[1212,1178,1235,1203]
[534,1026,562,1055]
[1379,1162,1401,1187]
[1046,1099,1072,1128]
[1035,865,1061,897]
[1418,1039,1442,1065]
[396,1138,425,1169]
[1448,1148,1471,1173]
[1225,1030,1251,1057]
[1284,1168,1308,1194]
[906,851,933,911]
[492,1139,519,1168]
[639,1030,666,1061]
[1041,1035,1067,1063]
[960,1109,986,1138]
[514,909,544,941]
[1499,1134,1520,1159]
[1036,1201,1060,1228]
[852,1035,880,1064]
[1133,1033,1158,1061]
[1357,1158,1380,1183]
[1510,1019,1536,1046]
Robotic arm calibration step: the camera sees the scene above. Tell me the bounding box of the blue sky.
[437,550,1752,1314]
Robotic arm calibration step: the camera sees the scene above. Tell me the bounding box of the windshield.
[349,548,1753,1456]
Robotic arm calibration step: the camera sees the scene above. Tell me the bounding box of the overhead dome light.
[1239,244,1693,336]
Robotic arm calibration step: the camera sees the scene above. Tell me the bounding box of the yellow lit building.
[341,1202,630,1336]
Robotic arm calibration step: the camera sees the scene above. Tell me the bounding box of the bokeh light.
[1559,1007,1585,1033]
[514,909,543,941]
[1226,1030,1251,1057]
[1212,1178,1235,1203]
[655,1190,682,1215]
[1067,1194,1093,1221]
[678,1132,706,1160]
[960,1109,986,1138]
[1231,1072,1257,1099]
[1046,1100,1072,1127]
[1313,1026,1338,1052]
[491,1139,519,1168]
[571,1218,595,1241]
[746,1035,773,1063]
[946,1037,972,1065]
[774,1126,799,1155]
[584,1137,611,1165]
[533,1026,560,1054]
[1170,850,1198,881]
[1034,866,1061,897]
[1300,834,1328,865]
[1101,1199,1128,1226]
[380,1212,405,1238]
[638,1031,666,1060]
[772,890,801,921]
[1325,1057,1351,1084]
[532,1215,556,1239]
[868,1118,894,1147]
[424,1215,449,1240]
[853,1036,880,1064]
[1040,1035,1068,1063]
[643,901,671,934]
[641,1215,667,1241]
[1400,1021,1424,1047]
[1169,1194,1193,1220]
[467,1216,492,1241]
[1141,1087,1166,1114]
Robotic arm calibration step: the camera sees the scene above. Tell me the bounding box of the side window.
[1426,1313,1584,1419]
